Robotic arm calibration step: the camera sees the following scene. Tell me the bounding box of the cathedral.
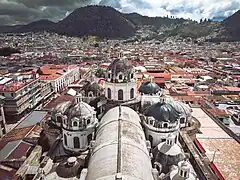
[34,57,198,180]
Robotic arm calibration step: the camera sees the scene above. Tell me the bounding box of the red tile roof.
[0,79,36,92]
[7,142,32,159]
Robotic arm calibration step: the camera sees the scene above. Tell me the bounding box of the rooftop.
[39,65,79,81]
[192,108,240,180]
[0,78,36,92]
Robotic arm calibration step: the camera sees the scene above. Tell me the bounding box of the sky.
[0,0,239,25]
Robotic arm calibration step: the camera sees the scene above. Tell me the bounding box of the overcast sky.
[0,0,239,25]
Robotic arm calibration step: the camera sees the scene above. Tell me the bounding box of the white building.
[104,58,136,102]
[142,98,181,147]
[40,65,80,93]
[51,94,98,153]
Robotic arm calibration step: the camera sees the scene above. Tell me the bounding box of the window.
[108,73,111,79]
[88,92,93,97]
[119,74,123,80]
[180,170,183,177]
[162,139,166,142]
[184,171,187,177]
[130,88,134,99]
[64,134,67,146]
[107,88,111,99]
[73,137,80,148]
[131,73,134,79]
[163,123,168,128]
[56,116,62,123]
[180,117,185,124]
[73,121,78,127]
[87,119,91,125]
[118,89,123,100]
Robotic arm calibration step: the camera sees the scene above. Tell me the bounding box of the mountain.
[0,6,239,42]
[54,6,135,38]
[221,10,240,41]
[124,12,186,27]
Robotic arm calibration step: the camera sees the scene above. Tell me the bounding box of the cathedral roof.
[139,81,161,94]
[143,101,180,123]
[107,58,133,75]
[166,99,192,117]
[83,81,103,93]
[68,101,94,119]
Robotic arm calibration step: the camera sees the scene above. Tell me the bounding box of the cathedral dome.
[152,134,185,174]
[106,58,134,83]
[166,99,192,117]
[139,81,161,94]
[51,101,72,126]
[143,101,180,123]
[83,81,103,97]
[68,101,94,120]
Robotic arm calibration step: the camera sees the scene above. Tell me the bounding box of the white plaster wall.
[63,129,90,152]
[105,81,136,101]
[146,129,179,147]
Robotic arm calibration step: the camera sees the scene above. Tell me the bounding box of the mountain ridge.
[0,5,239,41]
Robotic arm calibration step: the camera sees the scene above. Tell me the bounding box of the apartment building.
[0,95,7,138]
[39,65,80,92]
[0,73,42,122]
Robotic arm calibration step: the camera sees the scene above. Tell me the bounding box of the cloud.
[0,0,239,25]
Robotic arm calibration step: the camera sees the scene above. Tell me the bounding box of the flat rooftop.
[192,108,240,180]
[0,78,35,92]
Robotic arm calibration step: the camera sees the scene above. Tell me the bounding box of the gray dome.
[166,99,192,117]
[51,101,72,121]
[107,58,134,82]
[152,142,185,174]
[139,81,161,94]
[143,101,180,123]
[83,81,103,93]
[68,101,94,120]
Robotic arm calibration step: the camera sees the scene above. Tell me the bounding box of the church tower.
[104,58,136,102]
[61,94,99,154]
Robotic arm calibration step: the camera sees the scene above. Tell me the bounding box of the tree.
[95,67,106,78]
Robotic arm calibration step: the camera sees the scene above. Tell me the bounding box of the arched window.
[119,74,123,80]
[130,88,134,99]
[87,119,91,125]
[107,88,111,99]
[88,91,93,97]
[180,117,185,124]
[73,121,78,127]
[73,137,80,149]
[56,116,62,123]
[131,73,134,79]
[163,123,168,128]
[118,89,123,100]
[64,134,67,146]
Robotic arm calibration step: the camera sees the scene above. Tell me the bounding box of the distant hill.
[0,6,239,42]
[124,12,186,27]
[222,10,240,41]
[54,6,136,38]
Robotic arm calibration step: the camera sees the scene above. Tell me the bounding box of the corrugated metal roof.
[0,140,21,161]
[86,106,154,180]
[16,111,48,129]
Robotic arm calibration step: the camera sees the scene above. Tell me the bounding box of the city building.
[0,95,7,138]
[39,65,80,93]
[0,72,42,122]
